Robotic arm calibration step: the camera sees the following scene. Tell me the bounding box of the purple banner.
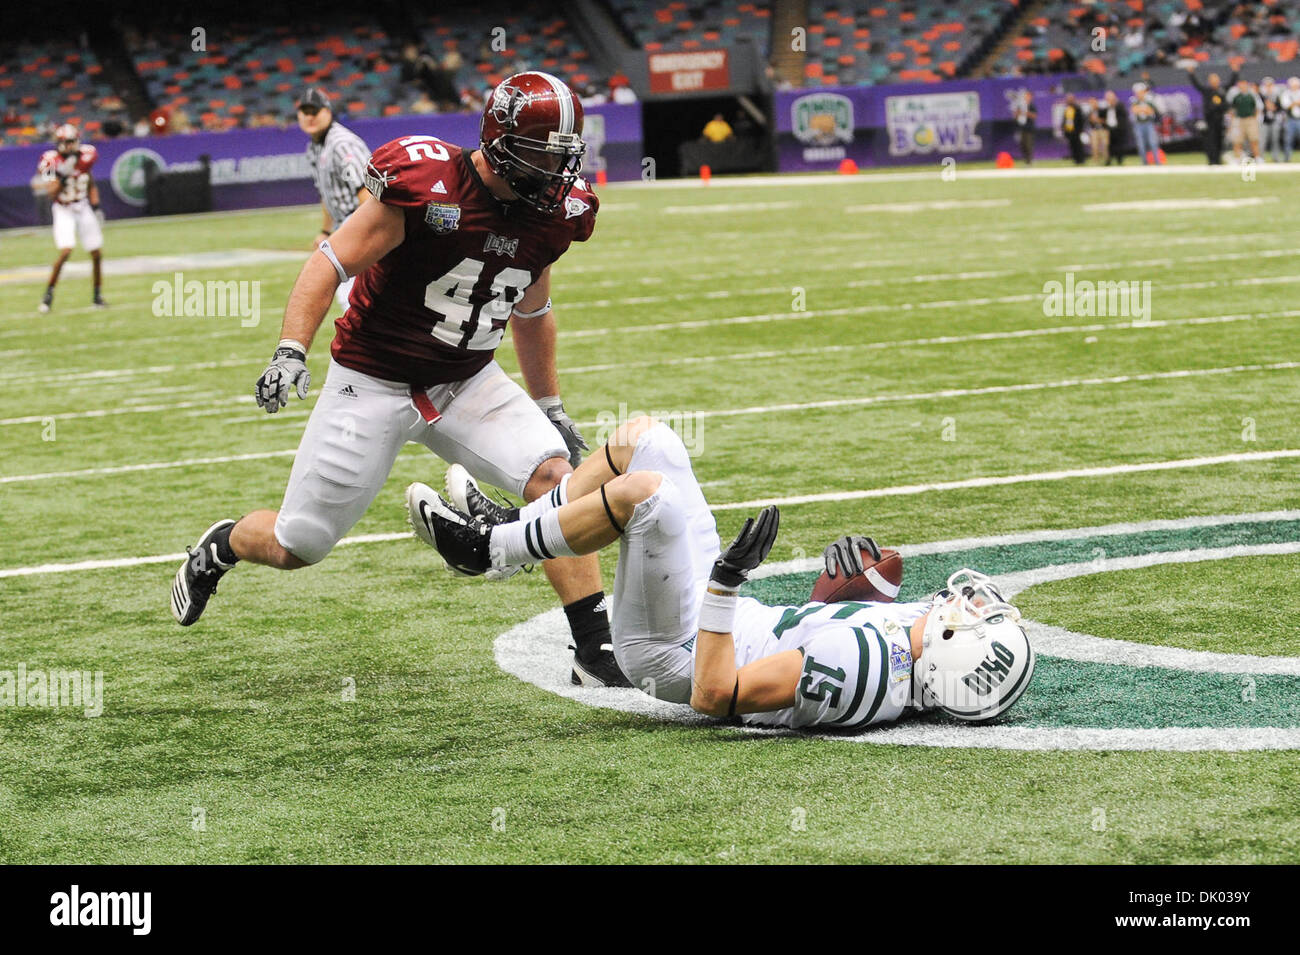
[0,103,642,228]
[778,77,1202,171]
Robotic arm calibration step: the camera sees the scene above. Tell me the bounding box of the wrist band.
[513,297,552,319]
[698,589,738,634]
[317,238,348,283]
[278,338,307,356]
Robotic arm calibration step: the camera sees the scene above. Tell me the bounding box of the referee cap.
[297,87,332,110]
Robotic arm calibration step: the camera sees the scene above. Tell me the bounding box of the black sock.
[564,591,610,655]
[211,522,239,566]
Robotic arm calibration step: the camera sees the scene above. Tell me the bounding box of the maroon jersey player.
[171,72,629,687]
[36,124,106,312]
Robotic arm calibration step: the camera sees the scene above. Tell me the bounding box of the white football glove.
[536,396,587,469]
[255,340,311,413]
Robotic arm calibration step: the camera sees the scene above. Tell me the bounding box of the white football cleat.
[405,482,523,580]
[444,463,519,526]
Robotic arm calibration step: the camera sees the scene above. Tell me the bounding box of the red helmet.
[480,71,585,214]
[55,123,80,155]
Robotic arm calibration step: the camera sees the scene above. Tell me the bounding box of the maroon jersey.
[38,145,98,205]
[332,135,598,387]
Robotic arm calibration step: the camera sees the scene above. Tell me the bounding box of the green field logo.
[495,512,1300,750]
[110,148,166,207]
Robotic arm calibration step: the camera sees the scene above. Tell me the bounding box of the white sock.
[491,508,577,566]
[515,473,570,524]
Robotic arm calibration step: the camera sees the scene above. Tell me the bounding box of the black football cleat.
[571,642,633,688]
[444,463,519,526]
[38,288,53,313]
[92,293,107,308]
[406,483,523,579]
[171,519,237,625]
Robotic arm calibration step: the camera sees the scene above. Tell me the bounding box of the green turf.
[1,161,1298,863]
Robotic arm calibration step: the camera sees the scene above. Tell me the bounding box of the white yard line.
[603,163,1300,190]
[5,490,1298,585]
[713,449,1300,511]
[0,396,258,426]
[5,360,1296,483]
[0,449,295,484]
[0,531,412,580]
[4,310,1295,427]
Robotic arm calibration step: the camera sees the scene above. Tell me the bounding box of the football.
[811,546,904,604]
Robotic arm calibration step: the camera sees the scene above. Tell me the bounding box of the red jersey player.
[36,124,106,312]
[171,72,629,686]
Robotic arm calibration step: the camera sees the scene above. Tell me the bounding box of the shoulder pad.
[562,178,599,242]
[364,136,457,207]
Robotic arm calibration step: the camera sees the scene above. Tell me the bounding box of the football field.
[1,162,1298,863]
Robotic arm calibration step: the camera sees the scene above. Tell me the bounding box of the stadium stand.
[0,37,122,146]
[5,1,1300,146]
[607,0,774,57]
[800,0,1021,85]
[415,2,604,104]
[126,14,395,132]
[991,0,1300,78]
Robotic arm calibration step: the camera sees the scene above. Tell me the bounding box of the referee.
[296,87,369,309]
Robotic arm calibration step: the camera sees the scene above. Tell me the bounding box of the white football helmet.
[918,569,1035,722]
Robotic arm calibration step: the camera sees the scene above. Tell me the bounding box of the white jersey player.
[36,124,106,312]
[408,415,1037,729]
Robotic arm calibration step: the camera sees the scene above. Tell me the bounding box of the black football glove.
[823,535,882,579]
[711,506,780,589]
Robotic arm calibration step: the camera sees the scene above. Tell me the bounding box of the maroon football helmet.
[55,123,80,156]
[480,71,586,214]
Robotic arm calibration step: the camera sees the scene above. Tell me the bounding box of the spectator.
[1061,93,1086,164]
[1260,77,1284,161]
[701,113,733,143]
[1129,83,1161,164]
[1227,78,1262,162]
[410,91,437,114]
[1186,65,1236,164]
[133,116,151,137]
[1102,90,1128,165]
[400,44,441,97]
[1014,89,1037,164]
[1282,76,1300,161]
[1087,96,1110,164]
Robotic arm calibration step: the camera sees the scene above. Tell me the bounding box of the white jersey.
[732,596,933,729]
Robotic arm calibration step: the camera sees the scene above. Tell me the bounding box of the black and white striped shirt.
[306,122,369,228]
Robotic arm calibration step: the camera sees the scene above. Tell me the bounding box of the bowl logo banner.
[887,91,983,157]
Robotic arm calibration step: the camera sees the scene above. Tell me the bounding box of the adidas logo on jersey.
[338,384,358,398]
[430,180,448,194]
